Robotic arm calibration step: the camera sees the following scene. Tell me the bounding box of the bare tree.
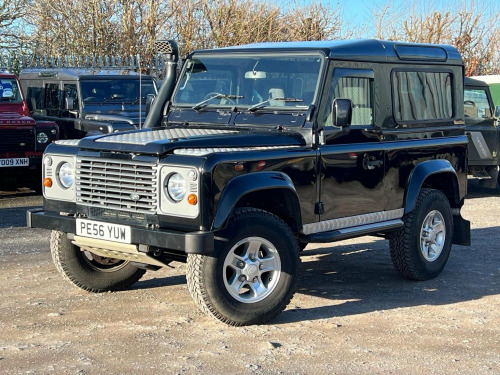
[202,0,282,47]
[283,0,348,41]
[372,0,500,75]
[167,0,210,54]
[453,9,500,75]
[0,0,27,51]
[25,0,118,56]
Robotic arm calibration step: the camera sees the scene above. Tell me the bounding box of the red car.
[0,71,59,191]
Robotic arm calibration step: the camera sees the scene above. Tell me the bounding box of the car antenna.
[139,54,142,129]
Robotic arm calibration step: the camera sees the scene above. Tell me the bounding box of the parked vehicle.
[470,75,500,107]
[464,77,500,189]
[28,40,470,325]
[0,71,59,190]
[19,68,157,139]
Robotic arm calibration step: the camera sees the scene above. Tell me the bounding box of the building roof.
[469,75,500,85]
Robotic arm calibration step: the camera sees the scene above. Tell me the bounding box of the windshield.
[80,78,157,104]
[0,78,23,103]
[172,53,323,110]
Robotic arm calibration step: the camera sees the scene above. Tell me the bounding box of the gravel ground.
[0,182,499,375]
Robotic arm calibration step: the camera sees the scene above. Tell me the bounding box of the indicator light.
[187,194,198,205]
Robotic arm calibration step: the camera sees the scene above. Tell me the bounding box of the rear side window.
[393,71,453,122]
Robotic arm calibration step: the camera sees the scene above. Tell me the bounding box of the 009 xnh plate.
[76,218,132,244]
[0,158,29,168]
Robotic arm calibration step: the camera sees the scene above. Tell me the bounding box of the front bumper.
[27,209,214,254]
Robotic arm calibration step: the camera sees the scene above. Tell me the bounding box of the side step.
[300,219,403,244]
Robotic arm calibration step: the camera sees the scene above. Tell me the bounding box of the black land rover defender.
[464,77,500,189]
[28,40,470,326]
[19,68,157,139]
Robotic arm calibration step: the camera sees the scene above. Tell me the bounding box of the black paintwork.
[192,40,463,66]
[29,39,471,256]
[464,77,500,186]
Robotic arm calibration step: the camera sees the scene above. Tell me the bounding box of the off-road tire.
[390,189,453,281]
[186,208,300,326]
[50,231,146,292]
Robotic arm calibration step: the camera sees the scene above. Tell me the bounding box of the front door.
[315,67,387,230]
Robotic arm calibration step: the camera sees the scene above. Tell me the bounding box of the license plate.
[76,219,132,244]
[0,158,29,168]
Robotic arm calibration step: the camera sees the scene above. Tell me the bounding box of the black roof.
[191,39,463,65]
[465,77,489,87]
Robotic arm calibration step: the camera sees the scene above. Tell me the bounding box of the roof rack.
[1,40,179,78]
[0,53,170,78]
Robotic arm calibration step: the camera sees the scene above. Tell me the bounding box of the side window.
[44,83,60,110]
[393,71,453,122]
[64,84,78,110]
[27,86,44,111]
[322,68,374,127]
[464,88,491,118]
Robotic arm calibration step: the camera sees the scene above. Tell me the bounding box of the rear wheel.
[50,231,146,292]
[186,208,300,326]
[390,189,453,280]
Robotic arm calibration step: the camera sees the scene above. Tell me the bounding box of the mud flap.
[478,167,499,189]
[453,215,471,246]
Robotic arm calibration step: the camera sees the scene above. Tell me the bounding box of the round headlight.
[166,173,186,202]
[37,132,49,144]
[58,162,75,188]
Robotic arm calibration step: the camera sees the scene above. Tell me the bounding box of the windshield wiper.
[131,96,146,105]
[192,94,243,111]
[102,95,126,103]
[247,97,304,112]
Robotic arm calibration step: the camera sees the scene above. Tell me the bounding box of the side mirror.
[330,98,352,128]
[494,105,500,118]
[65,97,74,110]
[146,94,155,112]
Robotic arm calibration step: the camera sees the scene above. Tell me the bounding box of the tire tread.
[390,189,451,281]
[50,230,145,293]
[186,208,299,326]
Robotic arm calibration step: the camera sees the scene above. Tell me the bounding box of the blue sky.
[334,0,500,38]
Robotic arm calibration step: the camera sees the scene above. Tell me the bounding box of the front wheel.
[186,208,300,326]
[390,189,453,280]
[50,231,146,292]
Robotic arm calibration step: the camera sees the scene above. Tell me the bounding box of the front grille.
[0,129,34,152]
[76,157,158,213]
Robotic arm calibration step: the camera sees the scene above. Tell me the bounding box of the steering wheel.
[464,100,476,106]
[203,92,236,105]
